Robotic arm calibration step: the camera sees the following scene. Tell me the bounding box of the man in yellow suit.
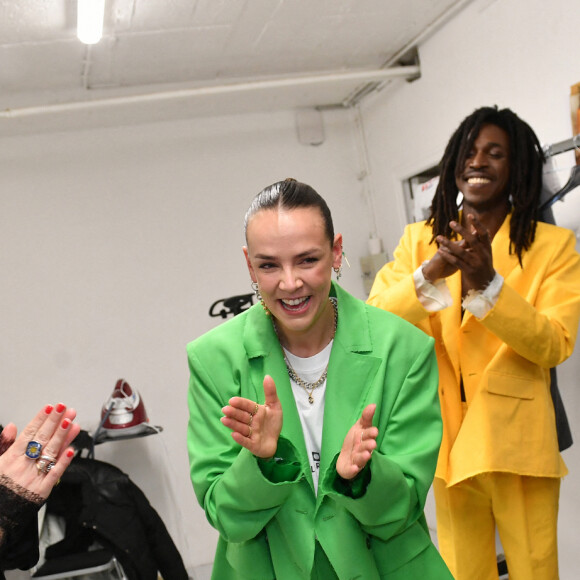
[368,106,580,580]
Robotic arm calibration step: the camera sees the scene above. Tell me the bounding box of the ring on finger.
[360,430,364,444]
[251,403,259,416]
[248,426,253,438]
[38,453,57,464]
[25,440,43,459]
[36,461,55,474]
[36,455,57,474]
[248,413,254,426]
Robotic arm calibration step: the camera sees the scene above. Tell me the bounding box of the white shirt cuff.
[413,264,453,312]
[462,272,504,318]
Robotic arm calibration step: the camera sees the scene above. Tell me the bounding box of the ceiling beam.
[0,66,419,119]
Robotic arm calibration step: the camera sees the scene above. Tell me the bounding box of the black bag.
[550,368,573,451]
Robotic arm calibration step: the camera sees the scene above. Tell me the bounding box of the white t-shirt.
[283,340,332,494]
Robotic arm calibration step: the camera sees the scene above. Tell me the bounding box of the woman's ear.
[242,246,257,282]
[332,234,343,269]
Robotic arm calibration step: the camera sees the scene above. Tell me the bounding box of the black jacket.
[43,457,188,580]
[0,478,41,578]
[0,504,39,579]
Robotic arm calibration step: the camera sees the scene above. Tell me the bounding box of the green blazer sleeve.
[187,329,304,544]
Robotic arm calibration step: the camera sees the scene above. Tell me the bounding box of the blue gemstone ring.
[25,440,42,459]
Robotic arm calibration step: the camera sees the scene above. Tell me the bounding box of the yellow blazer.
[368,215,580,486]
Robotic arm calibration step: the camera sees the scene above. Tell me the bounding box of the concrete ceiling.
[0,0,472,135]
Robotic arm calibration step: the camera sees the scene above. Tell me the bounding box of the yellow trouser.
[434,473,560,580]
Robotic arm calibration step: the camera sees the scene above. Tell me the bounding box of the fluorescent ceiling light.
[77,0,105,45]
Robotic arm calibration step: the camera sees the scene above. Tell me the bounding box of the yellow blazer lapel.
[445,213,517,331]
[441,271,463,366]
[460,214,518,327]
[490,213,520,280]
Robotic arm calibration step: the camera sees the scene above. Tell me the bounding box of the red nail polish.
[45,405,54,414]
[61,419,71,429]
[56,403,65,413]
[66,449,74,458]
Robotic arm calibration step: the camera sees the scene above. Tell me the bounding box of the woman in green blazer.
[187,179,452,579]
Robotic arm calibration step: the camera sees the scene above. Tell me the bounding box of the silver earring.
[251,281,261,301]
[251,281,271,316]
[333,265,343,281]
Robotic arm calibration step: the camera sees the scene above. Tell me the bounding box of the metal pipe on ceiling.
[342,0,476,108]
[0,66,419,119]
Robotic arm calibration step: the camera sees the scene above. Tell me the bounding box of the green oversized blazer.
[368,215,580,486]
[187,282,452,579]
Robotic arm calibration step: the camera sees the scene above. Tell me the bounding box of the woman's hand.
[221,375,283,459]
[336,404,378,480]
[0,403,81,500]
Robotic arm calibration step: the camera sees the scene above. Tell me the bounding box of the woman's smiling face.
[244,206,342,342]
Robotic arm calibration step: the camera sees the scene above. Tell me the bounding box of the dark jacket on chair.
[44,457,188,580]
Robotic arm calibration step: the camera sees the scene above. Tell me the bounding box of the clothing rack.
[543,134,580,158]
[540,134,580,211]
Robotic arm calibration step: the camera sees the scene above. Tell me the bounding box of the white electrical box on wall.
[360,252,388,295]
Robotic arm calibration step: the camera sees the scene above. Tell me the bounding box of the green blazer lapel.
[243,304,310,478]
[319,285,381,485]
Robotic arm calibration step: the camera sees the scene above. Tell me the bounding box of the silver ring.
[36,454,57,474]
[36,459,55,474]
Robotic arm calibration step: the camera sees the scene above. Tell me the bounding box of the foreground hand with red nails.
[0,403,81,546]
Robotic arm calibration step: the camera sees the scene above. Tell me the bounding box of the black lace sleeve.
[0,474,44,571]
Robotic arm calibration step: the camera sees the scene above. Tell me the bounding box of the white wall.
[0,109,372,577]
[2,0,579,577]
[360,0,580,577]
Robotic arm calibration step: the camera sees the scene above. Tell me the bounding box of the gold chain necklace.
[274,297,338,404]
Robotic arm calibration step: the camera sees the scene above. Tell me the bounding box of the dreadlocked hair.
[427,106,545,266]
